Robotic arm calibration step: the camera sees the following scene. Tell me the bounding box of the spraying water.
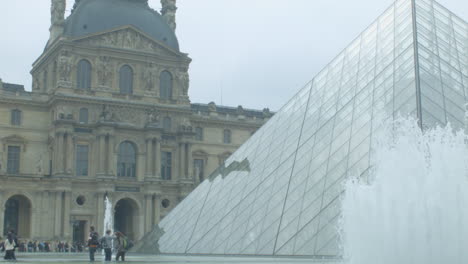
[103,195,114,256]
[104,196,114,234]
[342,118,468,264]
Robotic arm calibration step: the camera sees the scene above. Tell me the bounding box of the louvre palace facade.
[0,0,270,242]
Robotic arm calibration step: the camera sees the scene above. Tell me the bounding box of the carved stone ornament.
[58,51,72,82]
[97,56,113,87]
[146,108,160,125]
[78,29,167,54]
[143,63,158,91]
[177,70,189,96]
[51,0,66,25]
[33,76,40,90]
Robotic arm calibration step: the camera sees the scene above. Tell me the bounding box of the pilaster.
[153,194,162,226]
[54,192,62,237]
[0,191,4,236]
[145,194,152,233]
[63,192,71,239]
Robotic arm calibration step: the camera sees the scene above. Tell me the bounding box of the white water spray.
[104,196,114,234]
[343,118,468,264]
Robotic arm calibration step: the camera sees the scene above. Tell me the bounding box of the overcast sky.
[0,0,467,111]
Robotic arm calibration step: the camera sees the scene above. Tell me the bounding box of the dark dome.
[64,0,179,51]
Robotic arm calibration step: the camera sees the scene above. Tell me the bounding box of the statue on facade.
[146,109,160,125]
[97,56,113,87]
[143,63,157,91]
[208,102,217,112]
[100,105,113,122]
[177,70,189,96]
[237,105,244,115]
[161,0,177,32]
[51,0,66,25]
[33,77,40,91]
[58,51,72,82]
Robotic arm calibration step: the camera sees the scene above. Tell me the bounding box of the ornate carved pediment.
[73,26,180,56]
[1,135,28,152]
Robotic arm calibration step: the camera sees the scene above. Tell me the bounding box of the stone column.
[96,193,104,234]
[107,135,115,175]
[145,139,153,176]
[98,135,106,174]
[145,195,152,232]
[187,143,193,180]
[54,192,62,237]
[155,139,161,178]
[65,133,73,174]
[179,143,185,180]
[173,145,179,181]
[0,191,4,237]
[57,132,64,173]
[31,207,40,239]
[63,192,71,239]
[153,194,161,226]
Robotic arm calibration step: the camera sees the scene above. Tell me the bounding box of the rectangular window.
[7,146,20,175]
[195,127,203,141]
[223,129,232,144]
[11,109,21,126]
[161,152,172,180]
[76,145,89,176]
[194,159,205,182]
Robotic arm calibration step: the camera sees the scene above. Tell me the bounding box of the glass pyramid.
[150,0,468,257]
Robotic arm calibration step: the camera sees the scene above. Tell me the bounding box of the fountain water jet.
[342,118,468,264]
[103,195,114,254]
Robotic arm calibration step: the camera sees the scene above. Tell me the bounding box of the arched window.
[223,129,232,144]
[79,108,88,124]
[160,71,173,99]
[119,65,133,94]
[117,141,137,177]
[77,60,91,89]
[163,117,172,131]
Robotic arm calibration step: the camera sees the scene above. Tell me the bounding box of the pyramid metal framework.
[154,0,468,256]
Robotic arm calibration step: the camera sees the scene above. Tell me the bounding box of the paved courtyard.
[0,253,342,263]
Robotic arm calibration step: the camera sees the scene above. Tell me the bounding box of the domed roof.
[64,0,179,51]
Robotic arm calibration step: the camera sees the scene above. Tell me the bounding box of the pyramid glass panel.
[143,0,468,257]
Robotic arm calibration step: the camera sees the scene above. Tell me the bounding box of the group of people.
[1,227,132,262]
[6,240,84,253]
[88,226,131,262]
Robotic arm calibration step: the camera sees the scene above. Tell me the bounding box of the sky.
[0,0,467,111]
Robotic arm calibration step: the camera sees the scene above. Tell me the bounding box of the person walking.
[100,230,115,262]
[87,226,100,262]
[114,232,127,262]
[4,232,16,260]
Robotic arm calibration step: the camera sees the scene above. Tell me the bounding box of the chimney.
[48,0,66,46]
[161,0,177,32]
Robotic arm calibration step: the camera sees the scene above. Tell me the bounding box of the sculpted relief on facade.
[58,51,73,86]
[143,63,158,91]
[78,29,169,54]
[176,70,189,96]
[97,56,113,88]
[51,0,66,25]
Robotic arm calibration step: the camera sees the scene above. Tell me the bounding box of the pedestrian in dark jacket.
[88,226,100,262]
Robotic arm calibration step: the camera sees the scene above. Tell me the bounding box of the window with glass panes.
[76,145,89,176]
[7,146,20,174]
[11,109,21,126]
[117,141,136,177]
[223,129,231,144]
[193,159,204,182]
[195,127,203,141]
[161,152,172,180]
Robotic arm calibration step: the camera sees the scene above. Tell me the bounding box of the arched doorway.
[114,198,139,241]
[3,195,32,238]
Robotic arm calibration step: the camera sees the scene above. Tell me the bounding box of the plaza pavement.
[0,253,343,263]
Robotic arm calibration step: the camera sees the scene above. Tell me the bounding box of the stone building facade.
[0,0,270,243]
